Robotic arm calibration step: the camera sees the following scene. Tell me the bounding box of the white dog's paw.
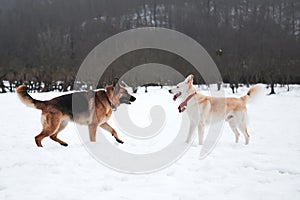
[185,139,191,144]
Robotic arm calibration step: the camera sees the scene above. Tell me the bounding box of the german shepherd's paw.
[115,138,124,144]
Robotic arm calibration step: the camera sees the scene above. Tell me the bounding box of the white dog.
[169,74,262,145]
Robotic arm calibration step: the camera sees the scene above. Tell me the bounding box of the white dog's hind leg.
[240,125,250,145]
[237,114,250,145]
[230,125,240,143]
[244,128,250,145]
[228,116,240,143]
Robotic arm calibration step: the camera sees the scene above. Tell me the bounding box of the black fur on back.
[49,91,96,119]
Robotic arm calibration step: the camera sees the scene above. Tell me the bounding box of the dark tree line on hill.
[0,0,299,92]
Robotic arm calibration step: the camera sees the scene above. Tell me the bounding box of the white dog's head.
[169,74,194,101]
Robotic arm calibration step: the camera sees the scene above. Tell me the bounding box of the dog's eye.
[176,86,179,88]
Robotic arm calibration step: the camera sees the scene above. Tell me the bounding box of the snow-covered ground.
[0,85,300,200]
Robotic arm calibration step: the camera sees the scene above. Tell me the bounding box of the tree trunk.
[230,83,235,93]
[153,1,157,27]
[269,82,276,95]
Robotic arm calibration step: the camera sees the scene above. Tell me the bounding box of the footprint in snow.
[101,185,113,191]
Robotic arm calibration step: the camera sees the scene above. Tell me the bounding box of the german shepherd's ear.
[113,78,119,87]
[113,78,120,93]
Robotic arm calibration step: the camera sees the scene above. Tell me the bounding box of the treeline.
[0,0,299,92]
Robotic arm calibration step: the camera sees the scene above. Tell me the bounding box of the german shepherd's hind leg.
[50,120,68,146]
[35,112,62,147]
[100,122,124,144]
[88,123,98,142]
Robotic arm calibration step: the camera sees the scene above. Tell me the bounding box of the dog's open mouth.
[173,92,182,101]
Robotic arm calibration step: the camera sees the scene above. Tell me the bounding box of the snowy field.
[0,85,300,200]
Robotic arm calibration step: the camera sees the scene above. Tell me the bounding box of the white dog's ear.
[185,74,194,84]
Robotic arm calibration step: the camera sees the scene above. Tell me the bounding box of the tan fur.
[170,74,262,145]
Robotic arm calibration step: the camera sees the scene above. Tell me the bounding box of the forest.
[0,0,299,92]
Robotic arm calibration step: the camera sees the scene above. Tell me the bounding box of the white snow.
[0,85,300,200]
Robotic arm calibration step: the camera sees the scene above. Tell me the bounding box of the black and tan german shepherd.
[16,82,136,147]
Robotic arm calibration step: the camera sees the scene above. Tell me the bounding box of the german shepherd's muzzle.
[16,82,136,147]
[120,95,136,104]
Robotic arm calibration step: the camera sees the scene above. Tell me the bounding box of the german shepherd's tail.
[241,84,264,104]
[16,85,45,110]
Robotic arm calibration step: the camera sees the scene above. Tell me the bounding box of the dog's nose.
[168,89,172,94]
[130,96,136,102]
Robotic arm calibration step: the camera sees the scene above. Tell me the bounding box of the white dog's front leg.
[185,122,196,144]
[198,122,204,145]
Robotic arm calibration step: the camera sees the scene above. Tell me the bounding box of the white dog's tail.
[241,84,264,104]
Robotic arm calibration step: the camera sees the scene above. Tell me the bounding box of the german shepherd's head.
[105,80,136,107]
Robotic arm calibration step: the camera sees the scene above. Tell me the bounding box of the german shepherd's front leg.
[100,122,124,144]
